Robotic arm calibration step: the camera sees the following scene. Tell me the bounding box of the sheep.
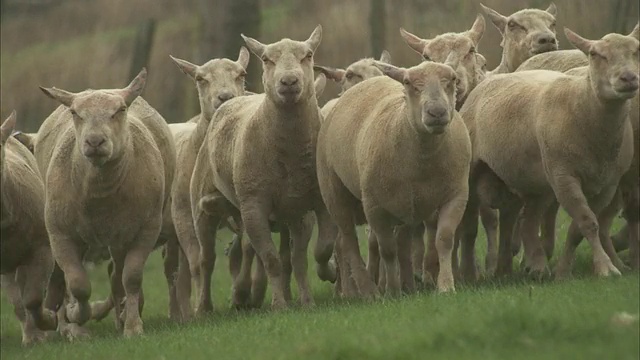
[515,43,639,271]
[317,58,472,296]
[314,50,391,118]
[396,14,495,282]
[0,111,58,346]
[167,48,250,317]
[35,68,176,337]
[458,26,639,279]
[189,25,337,310]
[480,2,559,74]
[11,131,35,153]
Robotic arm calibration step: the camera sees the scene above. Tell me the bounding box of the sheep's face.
[566,25,640,101]
[40,68,147,167]
[243,25,322,106]
[376,62,457,135]
[0,111,17,179]
[400,15,485,109]
[482,3,558,70]
[314,51,391,94]
[170,47,249,121]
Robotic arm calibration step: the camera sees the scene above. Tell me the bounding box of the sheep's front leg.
[19,245,57,333]
[395,224,415,293]
[232,235,254,308]
[162,236,182,322]
[314,206,338,283]
[108,250,126,332]
[1,273,49,346]
[553,175,620,278]
[240,199,288,309]
[289,215,315,306]
[411,224,425,281]
[623,185,640,269]
[49,231,91,326]
[496,205,520,276]
[90,261,114,322]
[423,220,438,286]
[250,254,267,308]
[597,190,628,271]
[121,220,161,337]
[279,226,293,304]
[480,206,499,276]
[435,195,468,293]
[541,201,559,260]
[369,220,400,297]
[518,198,551,278]
[366,226,380,285]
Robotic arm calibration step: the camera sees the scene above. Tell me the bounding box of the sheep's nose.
[427,106,447,119]
[536,33,556,45]
[85,135,105,148]
[619,71,639,85]
[218,91,234,102]
[280,75,299,86]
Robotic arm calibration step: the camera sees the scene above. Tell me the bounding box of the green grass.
[1,211,639,360]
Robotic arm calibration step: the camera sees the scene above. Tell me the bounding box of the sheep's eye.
[345,72,354,80]
[423,54,432,61]
[238,71,247,79]
[69,109,77,116]
[469,47,476,54]
[196,75,206,83]
[403,78,411,85]
[508,20,520,30]
[262,56,273,64]
[550,21,556,29]
[305,52,313,59]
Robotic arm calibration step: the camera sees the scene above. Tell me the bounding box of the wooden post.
[129,18,156,80]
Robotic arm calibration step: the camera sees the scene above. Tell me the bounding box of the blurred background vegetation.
[1,0,638,131]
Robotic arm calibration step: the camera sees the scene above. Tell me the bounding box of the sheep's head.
[242,25,322,106]
[400,14,485,109]
[170,47,249,121]
[39,68,147,167]
[314,50,391,93]
[375,60,457,135]
[481,2,558,71]
[0,111,17,178]
[565,24,640,101]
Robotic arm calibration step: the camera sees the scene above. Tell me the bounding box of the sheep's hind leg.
[314,206,338,283]
[289,215,315,306]
[20,245,57,333]
[279,226,293,304]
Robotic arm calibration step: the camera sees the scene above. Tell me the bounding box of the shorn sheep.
[0,111,58,346]
[396,14,488,282]
[516,46,640,271]
[314,50,391,117]
[480,2,559,75]
[459,25,639,279]
[35,68,176,337]
[317,58,471,297]
[189,25,337,310]
[168,47,251,318]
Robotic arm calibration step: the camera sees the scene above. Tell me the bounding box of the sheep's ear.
[545,2,557,16]
[466,14,486,46]
[39,86,76,107]
[118,67,147,106]
[629,22,640,41]
[237,46,250,69]
[305,24,323,53]
[314,65,346,83]
[314,73,327,98]
[1,111,17,145]
[480,3,507,35]
[241,34,266,58]
[12,132,35,153]
[373,62,406,84]
[169,55,198,79]
[379,50,392,64]
[564,28,593,55]
[399,28,428,56]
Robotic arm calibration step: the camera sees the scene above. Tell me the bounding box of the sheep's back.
[516,49,588,72]
[320,76,403,198]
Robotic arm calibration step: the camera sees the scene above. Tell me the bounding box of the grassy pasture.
[1,211,638,360]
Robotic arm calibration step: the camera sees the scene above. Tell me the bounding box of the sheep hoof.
[594,261,621,277]
[21,329,49,347]
[90,300,113,322]
[270,298,288,310]
[123,319,144,338]
[316,262,337,283]
[300,296,315,308]
[60,323,91,342]
[37,309,58,331]
[66,301,91,325]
